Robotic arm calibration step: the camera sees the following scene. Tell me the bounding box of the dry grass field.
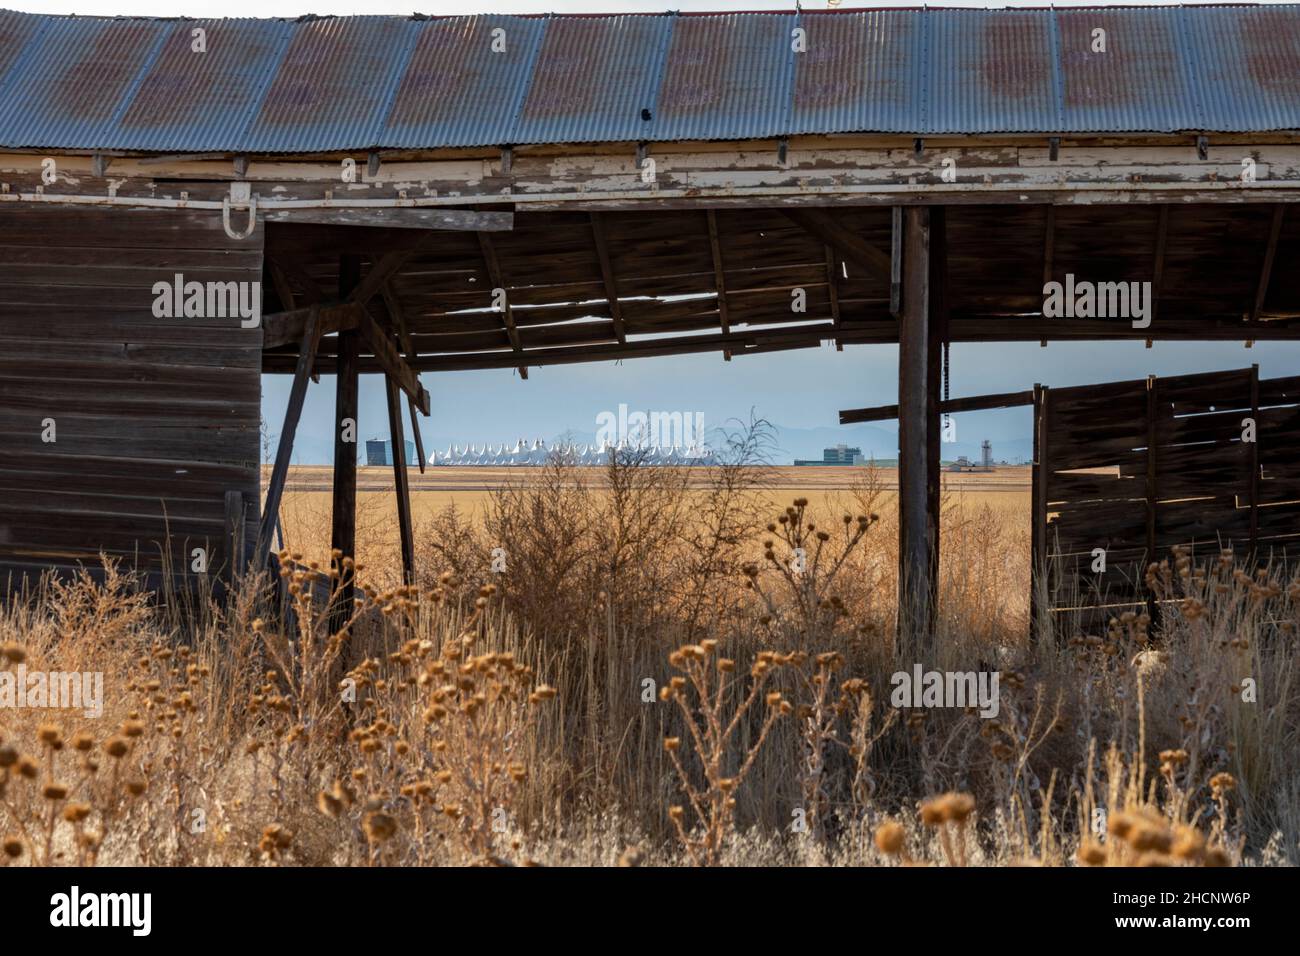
[1,446,1296,868]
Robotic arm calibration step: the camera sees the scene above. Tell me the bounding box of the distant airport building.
[794,444,865,466]
[429,438,714,466]
[366,439,416,466]
[948,441,996,473]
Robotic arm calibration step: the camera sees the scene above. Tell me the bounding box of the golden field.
[274,464,1032,567]
[1,447,1295,867]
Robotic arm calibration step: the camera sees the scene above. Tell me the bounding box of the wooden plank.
[589,213,627,344]
[840,389,1034,424]
[260,207,513,231]
[330,256,361,636]
[705,209,732,359]
[385,376,416,585]
[255,306,321,572]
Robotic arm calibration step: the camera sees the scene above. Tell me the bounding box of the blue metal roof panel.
[382,15,547,149]
[788,10,925,136]
[512,14,672,146]
[0,7,1295,153]
[649,13,797,143]
[1185,4,1300,133]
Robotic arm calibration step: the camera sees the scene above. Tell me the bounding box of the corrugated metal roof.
[0,5,1294,154]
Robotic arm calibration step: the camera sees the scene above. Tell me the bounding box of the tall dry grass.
[1,421,1296,866]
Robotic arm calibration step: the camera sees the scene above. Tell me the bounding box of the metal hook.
[222,192,257,240]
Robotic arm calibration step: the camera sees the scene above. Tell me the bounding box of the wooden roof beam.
[476,232,529,379]
[381,281,428,472]
[782,208,892,285]
[263,301,360,348]
[825,244,843,351]
[589,212,627,345]
[705,210,732,360]
[356,302,432,415]
[1251,204,1286,322]
[840,389,1036,425]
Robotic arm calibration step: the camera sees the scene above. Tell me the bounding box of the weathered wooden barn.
[0,6,1297,640]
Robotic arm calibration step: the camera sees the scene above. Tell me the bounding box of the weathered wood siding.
[0,206,263,590]
[1035,367,1300,630]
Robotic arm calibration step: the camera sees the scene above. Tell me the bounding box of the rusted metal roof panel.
[512,14,671,146]
[118,19,292,153]
[382,15,547,149]
[0,15,171,151]
[0,7,1296,154]
[648,13,797,143]
[244,16,420,153]
[928,9,1060,134]
[1055,7,1201,132]
[1186,4,1300,133]
[0,9,44,92]
[788,9,925,135]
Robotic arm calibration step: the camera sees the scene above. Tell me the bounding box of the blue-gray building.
[365,439,416,467]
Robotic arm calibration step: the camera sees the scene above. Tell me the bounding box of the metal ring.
[222,193,257,240]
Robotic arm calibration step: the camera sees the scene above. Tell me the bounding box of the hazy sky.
[13,0,1294,461]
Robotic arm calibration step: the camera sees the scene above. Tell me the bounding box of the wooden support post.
[927,207,948,608]
[385,376,416,584]
[1029,385,1047,642]
[330,256,361,635]
[1249,363,1260,557]
[1145,375,1161,629]
[897,206,938,651]
[255,306,322,572]
[890,207,903,317]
